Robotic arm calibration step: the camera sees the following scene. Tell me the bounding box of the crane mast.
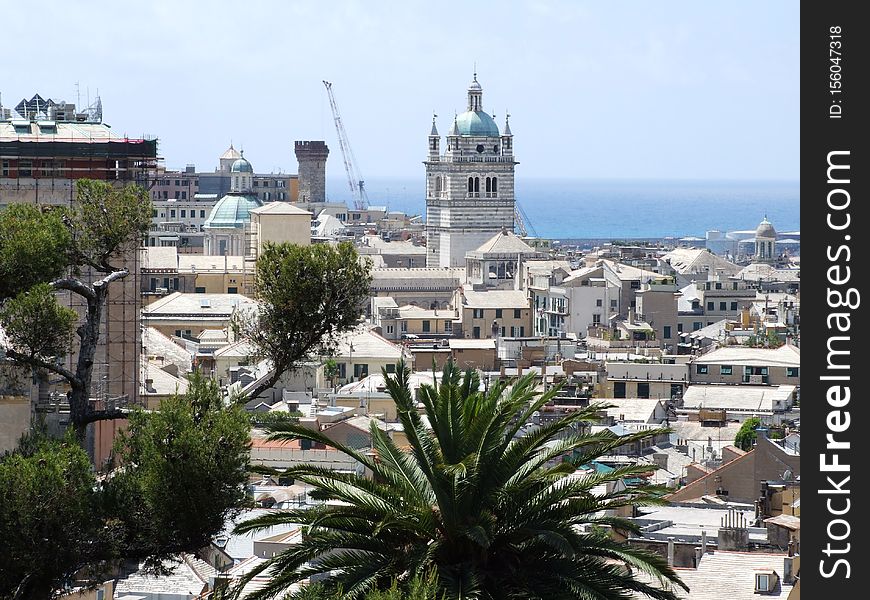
[322,80,369,210]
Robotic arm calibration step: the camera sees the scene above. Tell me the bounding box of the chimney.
[667,537,675,567]
[701,530,708,555]
[718,509,750,551]
[783,555,796,584]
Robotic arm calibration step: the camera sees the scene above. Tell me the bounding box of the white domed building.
[203,153,263,256]
[753,216,777,264]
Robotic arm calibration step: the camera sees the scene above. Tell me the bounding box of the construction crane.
[514,201,538,238]
[323,80,369,210]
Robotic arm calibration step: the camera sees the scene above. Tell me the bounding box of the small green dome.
[231,157,253,173]
[204,193,263,229]
[454,110,500,137]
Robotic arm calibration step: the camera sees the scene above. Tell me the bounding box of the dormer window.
[754,570,779,593]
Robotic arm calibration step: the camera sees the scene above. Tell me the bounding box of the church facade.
[425,75,517,268]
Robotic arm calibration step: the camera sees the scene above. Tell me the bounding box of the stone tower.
[294,140,329,203]
[425,75,517,268]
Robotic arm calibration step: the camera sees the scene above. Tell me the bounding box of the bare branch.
[94,268,129,289]
[50,277,96,302]
[3,348,80,388]
[80,407,132,425]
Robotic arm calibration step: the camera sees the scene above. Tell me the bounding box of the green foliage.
[0,375,251,596]
[0,203,71,300]
[108,373,252,566]
[0,433,119,598]
[0,283,78,360]
[70,179,153,271]
[234,242,372,399]
[734,417,763,451]
[290,574,443,600]
[249,410,303,427]
[231,360,687,600]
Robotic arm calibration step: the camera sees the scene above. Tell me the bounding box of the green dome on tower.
[454,110,500,137]
[231,156,253,173]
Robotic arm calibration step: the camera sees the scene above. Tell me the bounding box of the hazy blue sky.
[1,1,799,180]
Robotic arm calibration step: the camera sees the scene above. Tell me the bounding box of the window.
[262,180,269,187]
[180,209,186,218]
[19,160,32,177]
[386,325,394,334]
[719,302,727,311]
[637,382,650,398]
[170,209,176,218]
[611,300,618,308]
[195,286,206,293]
[715,282,722,290]
[743,366,769,383]
[696,365,708,375]
[677,323,683,333]
[720,365,733,375]
[473,308,484,319]
[174,180,180,186]
[151,209,157,217]
[227,287,238,294]
[671,383,683,398]
[422,320,431,333]
[787,367,799,377]
[444,321,452,332]
[510,326,516,337]
[485,176,498,197]
[353,363,368,379]
[596,299,603,307]
[663,326,671,339]
[385,363,396,373]
[1,160,9,176]
[630,280,640,289]
[495,309,503,318]
[514,309,521,318]
[254,180,259,187]
[473,326,481,339]
[467,176,480,197]
[592,314,601,325]
[519,326,525,336]
[707,301,715,311]
[200,210,206,218]
[731,301,738,311]
[613,381,626,398]
[400,321,408,332]
[181,191,187,200]
[693,321,702,331]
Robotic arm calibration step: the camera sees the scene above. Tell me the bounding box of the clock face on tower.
[476,144,485,153]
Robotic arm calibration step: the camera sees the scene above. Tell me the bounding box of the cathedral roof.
[455,110,500,137]
[204,193,263,229]
[472,229,537,255]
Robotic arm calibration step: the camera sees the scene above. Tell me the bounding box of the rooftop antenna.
[75,81,80,107]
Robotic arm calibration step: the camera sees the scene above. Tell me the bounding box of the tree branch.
[50,277,96,302]
[80,407,133,425]
[94,268,129,289]
[3,348,80,388]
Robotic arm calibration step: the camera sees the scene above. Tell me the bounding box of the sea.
[328,177,800,242]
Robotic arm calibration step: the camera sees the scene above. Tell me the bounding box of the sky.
[0,1,799,181]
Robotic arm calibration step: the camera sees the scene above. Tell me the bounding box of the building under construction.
[0,92,160,461]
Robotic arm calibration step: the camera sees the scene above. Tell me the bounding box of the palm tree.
[233,360,688,600]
